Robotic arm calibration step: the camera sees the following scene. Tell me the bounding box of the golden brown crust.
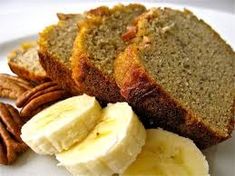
[114,45,233,149]
[38,13,83,95]
[87,6,110,16]
[39,52,81,95]
[71,4,145,103]
[72,52,124,104]
[7,42,49,84]
[8,62,49,84]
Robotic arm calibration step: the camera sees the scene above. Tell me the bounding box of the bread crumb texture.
[81,4,146,76]
[136,8,235,136]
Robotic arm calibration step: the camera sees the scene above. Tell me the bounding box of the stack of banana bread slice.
[37,5,234,148]
[71,4,146,103]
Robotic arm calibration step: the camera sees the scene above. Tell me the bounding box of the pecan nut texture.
[121,26,137,42]
[0,103,28,165]
[0,73,33,99]
[16,81,71,120]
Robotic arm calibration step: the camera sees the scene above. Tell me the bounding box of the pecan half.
[0,73,33,99]
[16,81,70,120]
[0,103,28,165]
[121,26,137,42]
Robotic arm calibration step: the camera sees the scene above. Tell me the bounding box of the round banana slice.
[21,94,102,155]
[123,128,209,176]
[56,102,146,176]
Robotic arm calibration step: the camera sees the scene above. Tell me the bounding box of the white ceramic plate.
[0,2,234,176]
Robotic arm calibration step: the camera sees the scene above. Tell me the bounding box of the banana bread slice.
[8,41,49,83]
[38,13,83,94]
[114,8,235,148]
[71,4,146,103]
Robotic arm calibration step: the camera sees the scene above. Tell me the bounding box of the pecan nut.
[16,81,70,120]
[0,73,33,99]
[0,103,28,165]
[121,26,137,42]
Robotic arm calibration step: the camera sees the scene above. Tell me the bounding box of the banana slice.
[56,102,146,176]
[21,94,102,155]
[123,128,209,176]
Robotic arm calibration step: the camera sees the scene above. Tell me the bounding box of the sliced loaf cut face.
[8,41,49,83]
[38,13,83,94]
[114,8,235,148]
[71,4,146,103]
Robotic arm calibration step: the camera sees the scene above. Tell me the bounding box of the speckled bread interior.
[8,41,49,83]
[114,8,235,148]
[38,13,83,94]
[71,4,146,103]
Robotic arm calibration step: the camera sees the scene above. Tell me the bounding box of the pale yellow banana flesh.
[56,102,146,176]
[123,129,209,176]
[21,94,102,155]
